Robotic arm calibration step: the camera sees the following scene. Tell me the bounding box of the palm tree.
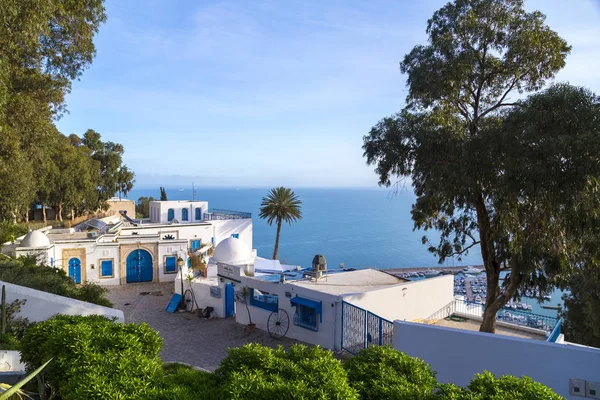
[259,187,302,260]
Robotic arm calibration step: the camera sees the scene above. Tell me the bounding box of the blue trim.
[100,260,113,277]
[290,296,322,322]
[231,233,239,239]
[547,318,563,342]
[191,240,201,251]
[249,288,278,312]
[182,208,189,221]
[195,207,202,220]
[167,208,174,222]
[165,256,177,273]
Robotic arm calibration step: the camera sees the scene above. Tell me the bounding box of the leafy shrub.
[0,296,32,349]
[216,343,359,399]
[0,257,112,307]
[0,222,28,244]
[20,314,163,400]
[152,363,221,400]
[464,371,563,400]
[344,345,437,400]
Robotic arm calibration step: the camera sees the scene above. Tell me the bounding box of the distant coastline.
[383,265,484,275]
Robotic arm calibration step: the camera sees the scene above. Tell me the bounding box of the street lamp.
[177,256,185,310]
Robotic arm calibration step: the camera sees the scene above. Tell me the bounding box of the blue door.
[126,249,153,283]
[68,258,81,284]
[225,283,234,317]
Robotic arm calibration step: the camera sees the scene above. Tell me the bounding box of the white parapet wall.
[342,275,455,322]
[393,320,600,399]
[0,280,124,322]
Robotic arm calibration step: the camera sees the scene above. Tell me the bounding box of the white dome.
[213,237,252,265]
[21,230,50,248]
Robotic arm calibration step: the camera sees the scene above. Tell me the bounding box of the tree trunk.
[71,208,74,221]
[272,219,282,260]
[24,208,29,223]
[42,202,47,223]
[58,203,63,222]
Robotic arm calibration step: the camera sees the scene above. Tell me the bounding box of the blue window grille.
[249,288,278,312]
[195,207,202,220]
[165,256,177,273]
[231,233,239,239]
[191,240,201,251]
[167,208,174,222]
[50,257,54,267]
[182,208,189,221]
[290,297,322,331]
[100,259,114,277]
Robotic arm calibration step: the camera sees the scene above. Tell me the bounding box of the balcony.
[205,209,251,221]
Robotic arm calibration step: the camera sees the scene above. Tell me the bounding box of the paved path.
[106,282,302,371]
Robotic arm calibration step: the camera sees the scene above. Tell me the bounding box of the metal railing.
[341,301,393,355]
[204,209,251,220]
[424,299,559,333]
[546,318,562,343]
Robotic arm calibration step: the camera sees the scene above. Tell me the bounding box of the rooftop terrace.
[288,268,407,295]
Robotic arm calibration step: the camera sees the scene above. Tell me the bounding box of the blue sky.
[55,0,600,188]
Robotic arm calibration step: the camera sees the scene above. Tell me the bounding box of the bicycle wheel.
[267,309,290,339]
[183,289,194,312]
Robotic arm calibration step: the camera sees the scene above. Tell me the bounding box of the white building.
[175,237,456,351]
[2,200,253,286]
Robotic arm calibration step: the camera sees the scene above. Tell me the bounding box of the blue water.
[128,186,483,270]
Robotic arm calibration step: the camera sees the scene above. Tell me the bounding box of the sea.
[128,186,564,317]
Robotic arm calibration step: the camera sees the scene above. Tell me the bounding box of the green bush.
[20,314,163,400]
[464,371,563,400]
[216,343,359,399]
[153,363,221,400]
[0,222,28,244]
[344,345,438,400]
[0,256,112,307]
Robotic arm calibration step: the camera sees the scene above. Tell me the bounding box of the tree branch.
[450,240,481,257]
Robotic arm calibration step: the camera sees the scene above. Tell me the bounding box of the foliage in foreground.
[0,256,112,307]
[345,345,437,399]
[20,315,163,400]
[18,316,563,399]
[216,343,358,399]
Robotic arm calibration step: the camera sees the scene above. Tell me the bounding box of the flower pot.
[247,323,256,334]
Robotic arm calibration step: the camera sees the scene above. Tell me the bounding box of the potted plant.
[235,286,255,334]
[188,253,207,277]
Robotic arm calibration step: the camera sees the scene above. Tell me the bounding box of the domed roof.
[21,230,50,248]
[213,237,252,265]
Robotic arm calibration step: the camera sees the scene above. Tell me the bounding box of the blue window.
[290,297,322,331]
[50,257,54,267]
[165,256,177,273]
[182,208,189,221]
[100,259,114,278]
[191,240,201,251]
[249,288,278,312]
[167,208,174,222]
[231,233,239,239]
[211,237,215,245]
[195,207,202,220]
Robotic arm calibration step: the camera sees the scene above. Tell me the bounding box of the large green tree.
[361,0,600,333]
[259,187,302,260]
[0,0,106,221]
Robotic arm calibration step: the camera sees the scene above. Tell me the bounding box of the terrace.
[416,298,562,342]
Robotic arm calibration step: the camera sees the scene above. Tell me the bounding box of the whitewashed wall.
[0,350,25,372]
[393,320,600,399]
[0,280,124,322]
[342,275,454,322]
[157,241,188,283]
[210,219,253,250]
[234,276,342,350]
[149,201,209,224]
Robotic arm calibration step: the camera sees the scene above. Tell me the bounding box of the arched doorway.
[126,249,153,283]
[68,257,81,284]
